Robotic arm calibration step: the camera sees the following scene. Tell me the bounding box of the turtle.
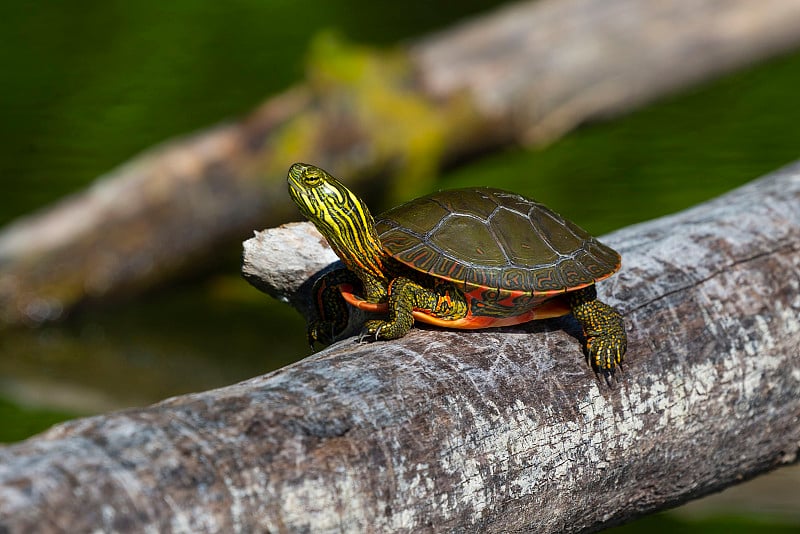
[287,162,627,371]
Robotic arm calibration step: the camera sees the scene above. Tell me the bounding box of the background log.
[3,0,800,326]
[1,162,798,532]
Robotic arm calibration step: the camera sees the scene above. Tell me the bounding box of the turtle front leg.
[364,278,467,340]
[568,285,627,371]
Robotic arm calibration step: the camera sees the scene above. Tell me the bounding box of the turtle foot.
[569,286,627,372]
[362,318,411,340]
[585,318,627,371]
[307,320,340,347]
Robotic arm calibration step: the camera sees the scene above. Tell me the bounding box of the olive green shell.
[375,188,620,294]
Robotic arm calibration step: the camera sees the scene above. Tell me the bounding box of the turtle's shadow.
[414,314,585,349]
[496,314,583,342]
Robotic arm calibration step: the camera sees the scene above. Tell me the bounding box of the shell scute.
[377,187,620,294]
[429,215,507,266]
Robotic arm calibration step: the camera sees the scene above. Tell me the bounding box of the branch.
[1,163,798,532]
[3,0,800,325]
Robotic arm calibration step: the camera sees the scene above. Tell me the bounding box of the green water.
[1,2,799,530]
[0,0,503,227]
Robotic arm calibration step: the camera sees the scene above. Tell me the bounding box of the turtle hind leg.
[308,268,360,346]
[568,285,627,371]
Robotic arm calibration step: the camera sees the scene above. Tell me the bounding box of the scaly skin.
[363,276,468,339]
[307,268,360,346]
[289,162,469,345]
[288,162,627,373]
[568,285,627,370]
[309,264,469,344]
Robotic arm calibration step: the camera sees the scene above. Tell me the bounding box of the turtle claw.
[586,333,626,372]
[568,287,628,373]
[357,329,372,343]
[307,320,338,348]
[361,320,385,342]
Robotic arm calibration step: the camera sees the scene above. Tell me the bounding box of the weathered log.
[0,162,798,532]
[3,0,800,326]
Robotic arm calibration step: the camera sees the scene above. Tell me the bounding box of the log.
[1,162,798,532]
[3,0,800,326]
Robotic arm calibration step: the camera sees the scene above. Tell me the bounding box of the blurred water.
[0,0,503,227]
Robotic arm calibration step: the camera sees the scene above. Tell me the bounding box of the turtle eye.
[303,171,323,186]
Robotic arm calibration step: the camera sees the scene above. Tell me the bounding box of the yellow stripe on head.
[287,163,386,280]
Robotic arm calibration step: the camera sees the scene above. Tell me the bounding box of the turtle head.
[288,163,386,279]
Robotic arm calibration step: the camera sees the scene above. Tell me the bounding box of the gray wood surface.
[1,162,798,532]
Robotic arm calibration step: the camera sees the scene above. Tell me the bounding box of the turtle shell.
[375,187,620,295]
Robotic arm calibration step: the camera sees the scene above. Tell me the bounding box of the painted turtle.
[288,163,627,370]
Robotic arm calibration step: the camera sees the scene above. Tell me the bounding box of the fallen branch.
[0,162,798,532]
[3,0,800,325]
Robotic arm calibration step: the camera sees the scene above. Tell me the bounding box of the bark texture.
[3,0,800,325]
[0,163,798,532]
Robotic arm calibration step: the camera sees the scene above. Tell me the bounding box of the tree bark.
[1,162,798,532]
[3,0,800,326]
